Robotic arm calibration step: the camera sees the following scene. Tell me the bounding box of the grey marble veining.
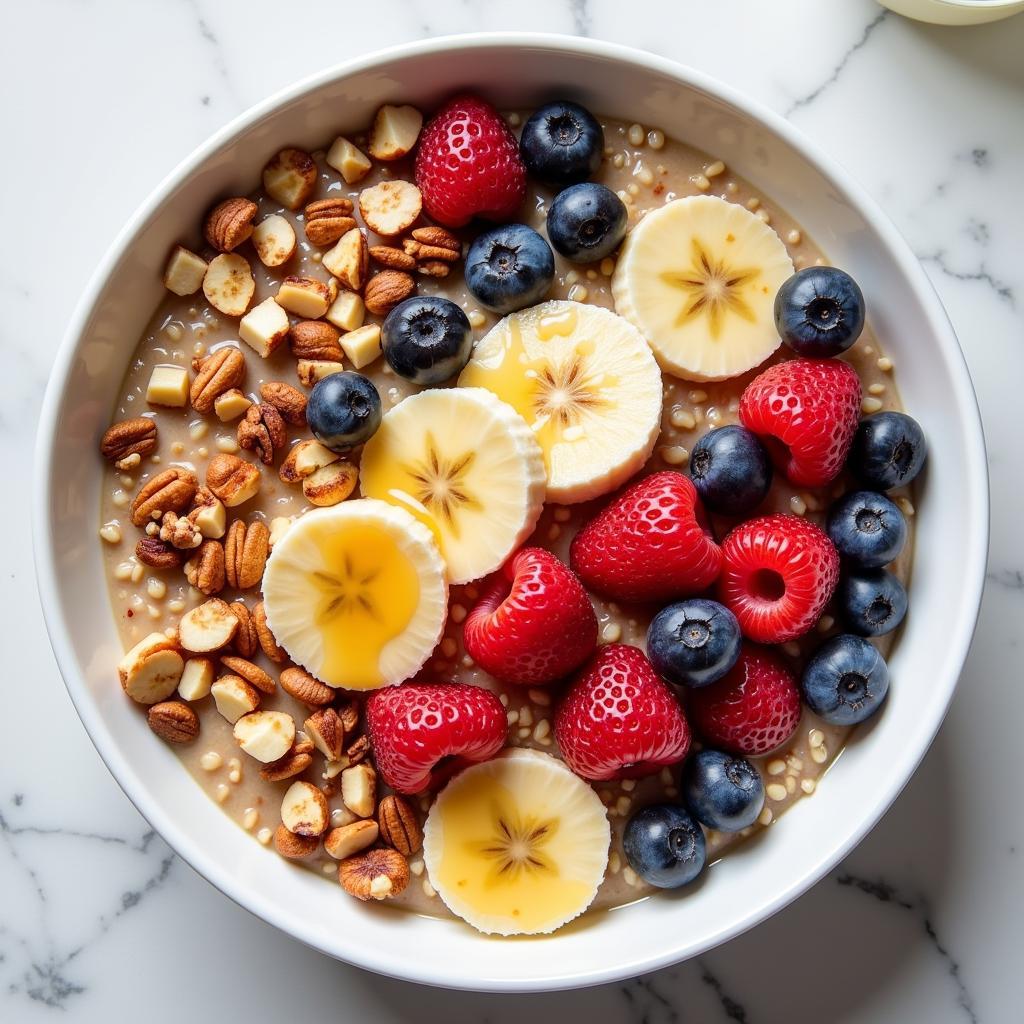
[4,0,1024,1020]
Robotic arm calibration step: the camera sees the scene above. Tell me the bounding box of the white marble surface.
[4,0,1023,1019]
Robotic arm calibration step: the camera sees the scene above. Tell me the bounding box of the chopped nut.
[304,197,356,247]
[213,388,251,422]
[203,197,257,252]
[130,467,198,527]
[183,538,226,596]
[223,518,270,589]
[302,460,358,507]
[341,762,376,818]
[187,486,227,539]
[322,228,368,291]
[377,794,422,855]
[178,657,215,701]
[118,632,184,704]
[147,700,200,743]
[278,438,339,484]
[368,104,423,161]
[163,245,208,296]
[100,418,158,462]
[326,136,372,184]
[338,848,408,900]
[259,737,314,782]
[410,226,460,252]
[206,453,261,507]
[279,666,334,707]
[324,820,378,860]
[369,245,416,271]
[203,253,255,317]
[251,213,297,267]
[190,346,245,414]
[237,403,287,466]
[262,147,317,210]
[343,734,370,767]
[296,359,346,389]
[289,319,344,362]
[339,324,382,370]
[229,601,258,658]
[146,364,190,407]
[179,598,239,653]
[220,655,275,695]
[304,708,345,760]
[359,180,422,236]
[260,381,307,427]
[416,260,450,278]
[238,296,290,358]
[254,601,287,663]
[273,823,319,860]
[364,270,415,315]
[280,780,329,836]
[159,510,202,550]
[135,536,182,569]
[402,238,460,263]
[234,710,295,763]
[268,516,292,549]
[325,290,365,332]
[211,674,261,723]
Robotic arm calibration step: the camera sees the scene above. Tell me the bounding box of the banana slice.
[423,748,610,936]
[261,499,447,690]
[359,388,546,585]
[458,300,662,504]
[612,195,794,382]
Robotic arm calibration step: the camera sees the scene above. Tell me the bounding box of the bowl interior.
[35,37,987,991]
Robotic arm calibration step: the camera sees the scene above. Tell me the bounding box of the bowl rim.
[33,32,989,991]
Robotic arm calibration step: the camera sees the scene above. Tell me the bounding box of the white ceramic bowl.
[34,35,988,992]
[878,0,1024,26]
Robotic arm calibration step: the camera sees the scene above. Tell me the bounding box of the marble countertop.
[4,1,1023,1019]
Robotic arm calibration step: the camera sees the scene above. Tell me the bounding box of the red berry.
[570,471,723,603]
[688,643,801,755]
[464,547,598,686]
[553,644,691,781]
[365,681,506,794]
[718,513,839,644]
[414,95,526,228]
[739,358,862,487]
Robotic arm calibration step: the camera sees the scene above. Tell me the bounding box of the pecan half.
[338,848,409,901]
[184,539,226,596]
[190,347,245,414]
[416,260,451,278]
[229,601,258,658]
[159,511,202,550]
[206,453,261,506]
[100,418,158,462]
[336,699,359,735]
[402,238,460,263]
[135,536,182,569]
[369,245,417,271]
[364,270,416,316]
[259,736,314,782]
[304,198,356,247]
[288,320,344,362]
[410,225,460,252]
[130,468,198,527]
[225,519,269,589]
[343,734,370,767]
[260,381,308,426]
[147,701,200,743]
[203,197,257,252]
[279,666,334,707]
[237,403,287,466]
[220,655,275,695]
[377,794,422,856]
[273,823,319,860]
[254,601,287,664]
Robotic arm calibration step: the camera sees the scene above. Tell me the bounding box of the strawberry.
[718,513,839,644]
[464,547,598,686]
[365,681,506,794]
[739,357,862,487]
[688,643,801,755]
[553,644,691,781]
[569,471,723,603]
[414,94,526,228]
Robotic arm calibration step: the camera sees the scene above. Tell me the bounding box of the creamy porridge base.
[98,115,914,917]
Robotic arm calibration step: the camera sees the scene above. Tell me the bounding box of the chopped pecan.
[377,794,422,856]
[237,403,287,465]
[220,655,275,695]
[364,270,415,316]
[147,701,200,743]
[273,823,319,860]
[135,536,182,569]
[401,238,460,263]
[304,708,345,760]
[229,601,258,658]
[416,260,451,278]
[289,320,344,362]
[301,461,358,507]
[184,539,226,596]
[410,225,460,252]
[344,734,371,767]
[100,418,158,462]
[206,453,261,506]
[260,381,308,426]
[369,245,416,271]
[336,699,359,734]
[279,666,334,707]
[224,519,269,589]
[130,467,198,527]
[159,511,202,550]
[203,197,257,252]
[338,848,408,901]
[189,347,246,414]
[254,601,287,664]
[304,197,356,246]
[259,736,314,782]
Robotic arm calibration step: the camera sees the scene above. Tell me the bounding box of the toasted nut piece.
[221,655,275,697]
[274,823,319,859]
[410,226,461,252]
[279,666,334,707]
[136,536,182,569]
[234,710,296,763]
[118,633,184,704]
[163,245,209,296]
[304,198,357,247]
[339,323,382,370]
[279,438,338,484]
[213,388,252,423]
[260,381,307,426]
[238,296,289,358]
[184,539,226,596]
[304,708,346,760]
[402,238,460,263]
[324,820,378,860]
[203,253,255,317]
[204,197,257,252]
[364,270,415,316]
[146,364,190,407]
[224,519,270,589]
[416,260,451,278]
[179,598,239,653]
[237,403,287,466]
[369,245,416,271]
[322,228,368,292]
[296,360,346,389]
[289,319,343,362]
[251,213,297,267]
[341,762,376,818]
[276,276,331,319]
[130,467,198,527]
[377,794,422,855]
[336,700,359,734]
[101,418,157,462]
[326,136,372,184]
[262,147,317,210]
[148,700,200,743]
[325,289,365,332]
[211,674,261,723]
[160,510,202,550]
[229,601,258,658]
[338,848,409,900]
[187,487,227,539]
[280,780,329,836]
[177,657,215,701]
[254,601,287,663]
[359,180,422,236]
[190,347,245,414]
[343,733,371,767]
[369,104,423,162]
[268,516,293,549]
[259,735,314,782]
[206,453,261,507]
[302,461,358,507]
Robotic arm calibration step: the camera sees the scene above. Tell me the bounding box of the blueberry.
[647,599,742,689]
[801,635,889,726]
[689,425,773,517]
[826,490,907,568]
[848,412,928,491]
[546,183,627,264]
[774,267,866,357]
[837,569,907,637]
[381,296,473,385]
[307,371,382,453]
[465,224,555,314]
[682,750,765,833]
[623,804,706,889]
[520,100,604,187]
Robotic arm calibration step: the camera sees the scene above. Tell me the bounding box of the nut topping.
[338,848,409,901]
[304,707,345,761]
[377,794,422,856]
[203,197,258,253]
[251,213,297,268]
[301,460,358,507]
[206,453,261,507]
[203,253,256,317]
[340,762,376,818]
[187,486,227,539]
[279,438,339,484]
[147,700,200,743]
[296,360,346,389]
[179,598,239,653]
[130,467,198,527]
[190,347,245,414]
[410,226,461,252]
[260,381,308,426]
[211,674,261,723]
[259,735,314,782]
[159,511,202,550]
[273,823,319,860]
[279,666,334,707]
[237,403,287,466]
[369,245,417,271]
[304,197,356,247]
[324,820,378,861]
[280,780,329,837]
[229,601,258,658]
[224,518,270,589]
[358,180,422,236]
[322,228,368,292]
[253,601,287,664]
[100,418,157,462]
[234,710,296,763]
[368,104,423,162]
[262,147,317,210]
[118,633,184,705]
[135,536,182,569]
[289,320,344,362]
[183,539,226,596]
[401,238,461,263]
[364,270,416,316]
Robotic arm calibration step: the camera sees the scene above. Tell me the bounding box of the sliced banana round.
[261,499,447,691]
[458,300,662,504]
[359,387,545,585]
[423,748,610,936]
[612,195,795,382]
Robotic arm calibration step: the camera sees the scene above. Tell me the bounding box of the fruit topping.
[546,182,627,263]
[848,411,928,491]
[553,644,691,781]
[464,224,555,314]
[682,749,765,833]
[464,547,598,686]
[366,680,507,794]
[837,568,908,637]
[519,100,604,186]
[826,490,907,568]
[774,266,866,358]
[359,388,546,584]
[460,300,663,504]
[646,598,741,689]
[306,371,382,453]
[570,471,722,603]
[422,748,610,934]
[623,803,706,889]
[689,424,773,517]
[611,195,794,381]
[414,94,526,227]
[739,357,862,487]
[800,635,890,725]
[380,295,474,385]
